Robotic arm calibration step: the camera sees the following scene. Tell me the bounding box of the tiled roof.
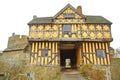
[28,4,112,25]
[28,15,112,25]
[28,17,53,24]
[85,15,112,24]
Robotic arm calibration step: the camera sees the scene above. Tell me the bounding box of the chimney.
[12,33,15,36]
[33,15,37,19]
[77,6,82,14]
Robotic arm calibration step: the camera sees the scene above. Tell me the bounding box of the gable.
[28,4,112,25]
[54,4,85,19]
[56,7,83,19]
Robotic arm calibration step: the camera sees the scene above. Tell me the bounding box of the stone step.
[61,69,86,80]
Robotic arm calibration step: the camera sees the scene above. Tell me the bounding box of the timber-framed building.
[28,4,113,67]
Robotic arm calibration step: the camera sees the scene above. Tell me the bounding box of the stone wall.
[20,66,61,80]
[0,51,29,71]
[0,52,61,80]
[4,33,29,51]
[111,58,120,80]
[7,33,28,48]
[0,33,61,80]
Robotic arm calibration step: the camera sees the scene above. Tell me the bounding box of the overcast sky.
[0,0,120,50]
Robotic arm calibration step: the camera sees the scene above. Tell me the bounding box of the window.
[63,24,71,34]
[41,49,48,57]
[64,13,75,18]
[96,49,105,58]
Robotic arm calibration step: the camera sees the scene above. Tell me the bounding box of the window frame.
[41,49,48,57]
[64,13,75,18]
[62,24,72,34]
[96,49,106,58]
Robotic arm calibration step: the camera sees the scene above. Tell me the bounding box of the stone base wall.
[0,52,60,80]
[20,66,61,80]
[111,58,120,80]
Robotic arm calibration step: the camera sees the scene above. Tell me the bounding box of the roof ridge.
[85,15,102,17]
[36,16,53,18]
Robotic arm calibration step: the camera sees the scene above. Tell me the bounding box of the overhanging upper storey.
[28,4,113,42]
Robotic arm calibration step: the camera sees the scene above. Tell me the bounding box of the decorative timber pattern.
[28,4,113,66]
[82,42,110,65]
[30,42,59,65]
[29,24,111,41]
[54,7,85,23]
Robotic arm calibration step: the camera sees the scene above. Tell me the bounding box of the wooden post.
[106,67,111,80]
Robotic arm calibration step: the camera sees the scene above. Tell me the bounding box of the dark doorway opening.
[60,49,77,68]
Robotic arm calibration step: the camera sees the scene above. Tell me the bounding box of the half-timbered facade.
[28,4,113,67]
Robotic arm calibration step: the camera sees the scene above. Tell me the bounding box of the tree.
[114,48,120,58]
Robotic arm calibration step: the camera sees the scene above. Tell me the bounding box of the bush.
[80,64,106,80]
[80,64,93,77]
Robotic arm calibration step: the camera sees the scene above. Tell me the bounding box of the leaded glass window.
[96,49,105,58]
[41,49,48,57]
[64,13,75,18]
[63,24,71,34]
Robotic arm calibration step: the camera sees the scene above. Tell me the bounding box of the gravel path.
[61,69,85,80]
[61,74,85,80]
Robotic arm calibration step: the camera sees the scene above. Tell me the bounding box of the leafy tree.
[114,48,120,58]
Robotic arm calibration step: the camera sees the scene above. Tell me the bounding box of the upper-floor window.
[63,24,71,34]
[96,49,105,58]
[64,13,75,18]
